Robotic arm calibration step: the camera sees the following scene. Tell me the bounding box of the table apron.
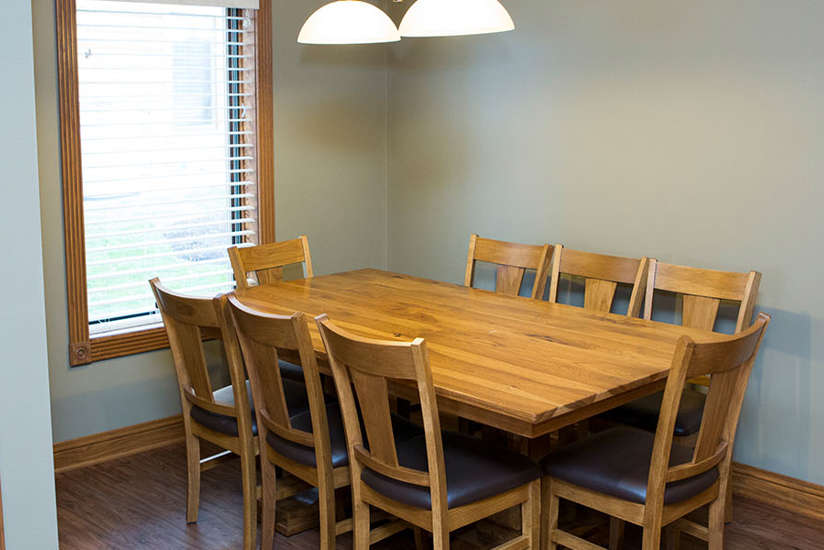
[388,377,667,439]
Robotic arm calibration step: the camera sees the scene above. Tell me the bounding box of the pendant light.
[298,0,401,44]
[399,0,515,38]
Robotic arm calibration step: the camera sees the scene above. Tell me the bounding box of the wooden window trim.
[56,0,275,366]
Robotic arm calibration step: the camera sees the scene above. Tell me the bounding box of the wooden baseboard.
[53,415,184,474]
[732,462,824,521]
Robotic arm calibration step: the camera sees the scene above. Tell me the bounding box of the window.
[57,0,273,365]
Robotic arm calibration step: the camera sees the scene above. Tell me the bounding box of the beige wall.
[386,0,824,483]
[33,0,389,442]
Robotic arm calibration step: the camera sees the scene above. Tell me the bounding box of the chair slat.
[496,264,527,296]
[682,295,721,331]
[351,370,400,467]
[583,278,619,313]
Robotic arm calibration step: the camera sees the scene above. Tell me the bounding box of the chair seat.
[542,426,719,505]
[190,378,312,437]
[603,389,706,437]
[278,359,305,382]
[362,432,540,510]
[267,405,423,469]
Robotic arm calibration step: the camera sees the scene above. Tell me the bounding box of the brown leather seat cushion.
[361,432,540,510]
[542,426,718,505]
[190,377,314,437]
[267,405,423,469]
[603,389,705,437]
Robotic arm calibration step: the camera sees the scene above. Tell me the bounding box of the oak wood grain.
[236,269,727,438]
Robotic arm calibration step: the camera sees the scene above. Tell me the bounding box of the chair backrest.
[316,316,448,513]
[227,295,327,455]
[548,245,649,316]
[645,313,770,509]
[464,234,551,299]
[149,278,251,426]
[644,260,761,332]
[228,235,313,291]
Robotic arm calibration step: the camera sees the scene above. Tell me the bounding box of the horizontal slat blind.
[96,0,259,9]
[77,0,258,336]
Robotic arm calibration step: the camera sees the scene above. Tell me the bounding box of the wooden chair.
[464,234,551,299]
[226,296,348,550]
[607,261,762,524]
[317,315,542,550]
[227,297,424,549]
[149,279,259,550]
[228,235,313,292]
[547,245,649,315]
[542,313,770,550]
[609,261,762,436]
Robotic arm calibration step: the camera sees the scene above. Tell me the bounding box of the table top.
[236,269,723,438]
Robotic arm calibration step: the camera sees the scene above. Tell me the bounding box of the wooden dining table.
[234,268,724,441]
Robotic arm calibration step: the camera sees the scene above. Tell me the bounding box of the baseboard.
[53,415,185,474]
[732,462,824,521]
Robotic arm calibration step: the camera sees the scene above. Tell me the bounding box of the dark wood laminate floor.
[56,443,824,549]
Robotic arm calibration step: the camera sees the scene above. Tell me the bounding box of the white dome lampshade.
[399,0,515,38]
[298,0,401,44]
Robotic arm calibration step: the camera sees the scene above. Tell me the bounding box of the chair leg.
[260,458,277,550]
[185,434,201,523]
[318,481,337,550]
[724,475,734,523]
[609,517,625,550]
[708,495,725,550]
[432,524,449,550]
[240,447,258,550]
[541,477,559,550]
[353,497,371,550]
[413,527,425,550]
[664,525,681,550]
[523,480,541,549]
[641,526,661,550]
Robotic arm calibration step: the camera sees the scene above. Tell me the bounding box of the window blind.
[100,0,259,9]
[77,0,258,336]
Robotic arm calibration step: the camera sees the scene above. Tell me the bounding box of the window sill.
[72,327,169,366]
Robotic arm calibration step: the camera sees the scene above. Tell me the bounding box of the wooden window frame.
[56,0,275,366]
